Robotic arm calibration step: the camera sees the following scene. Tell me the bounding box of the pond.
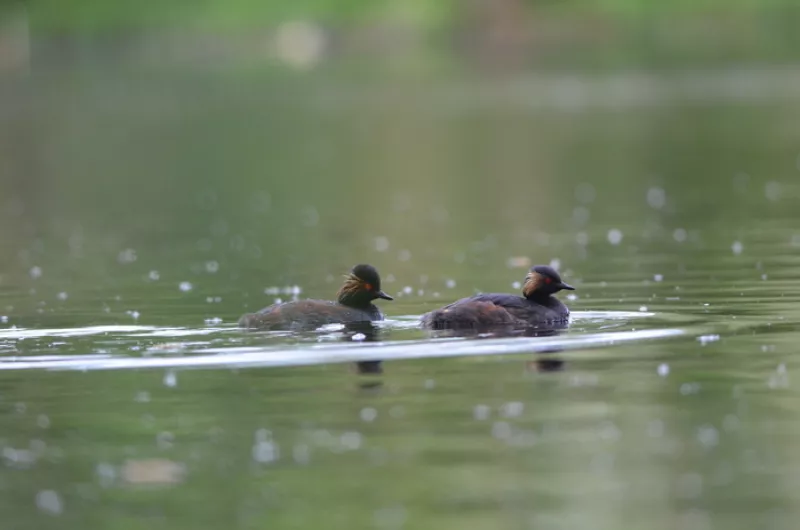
[1,61,800,529]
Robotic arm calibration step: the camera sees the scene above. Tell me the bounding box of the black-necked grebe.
[421,265,574,331]
[239,264,393,331]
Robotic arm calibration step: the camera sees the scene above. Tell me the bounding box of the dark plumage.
[421,265,575,331]
[239,264,393,331]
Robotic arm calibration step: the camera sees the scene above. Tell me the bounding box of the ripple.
[0,327,684,372]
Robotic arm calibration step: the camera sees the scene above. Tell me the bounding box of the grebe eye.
[545,277,552,284]
[364,283,373,291]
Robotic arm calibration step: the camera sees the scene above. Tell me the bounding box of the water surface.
[2,53,800,529]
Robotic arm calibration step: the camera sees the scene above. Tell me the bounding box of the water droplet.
[205,261,219,273]
[96,462,117,488]
[29,266,42,279]
[607,229,623,245]
[252,439,279,463]
[301,205,319,226]
[402,286,412,295]
[572,206,590,225]
[148,270,160,281]
[156,431,174,450]
[424,379,435,389]
[654,274,664,282]
[57,292,68,301]
[697,424,719,448]
[351,333,366,342]
[290,444,310,465]
[397,249,411,261]
[163,371,177,388]
[360,407,377,422]
[680,382,701,395]
[35,490,63,515]
[575,231,589,246]
[204,317,222,325]
[178,281,193,292]
[673,228,687,242]
[117,248,137,264]
[473,404,490,421]
[731,241,743,255]
[37,414,50,429]
[765,181,782,201]
[130,311,140,320]
[657,363,670,377]
[499,401,524,418]
[511,281,521,289]
[639,306,648,312]
[491,421,512,440]
[646,187,666,209]
[445,279,456,289]
[340,432,362,450]
[697,334,720,345]
[374,236,389,252]
[134,392,150,403]
[575,183,596,204]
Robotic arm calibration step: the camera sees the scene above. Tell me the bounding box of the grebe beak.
[375,290,394,300]
[559,282,575,291]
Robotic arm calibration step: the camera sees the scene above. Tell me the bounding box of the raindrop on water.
[731,241,743,255]
[163,371,177,388]
[35,490,63,515]
[646,187,666,209]
[473,404,491,421]
[179,281,193,292]
[697,425,719,448]
[29,266,42,279]
[360,407,378,422]
[607,229,623,245]
[499,402,524,418]
[491,421,512,440]
[340,432,362,450]
[697,334,720,345]
[575,183,596,204]
[657,363,670,377]
[765,181,782,202]
[117,248,137,264]
[374,236,389,252]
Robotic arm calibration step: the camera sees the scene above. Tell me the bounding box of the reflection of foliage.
[24,0,800,30]
[27,0,460,30]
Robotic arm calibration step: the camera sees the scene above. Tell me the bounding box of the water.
[3,41,800,529]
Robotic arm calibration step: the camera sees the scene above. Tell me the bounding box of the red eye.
[364,283,373,291]
[545,278,552,284]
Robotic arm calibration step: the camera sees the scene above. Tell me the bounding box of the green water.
[2,50,800,528]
